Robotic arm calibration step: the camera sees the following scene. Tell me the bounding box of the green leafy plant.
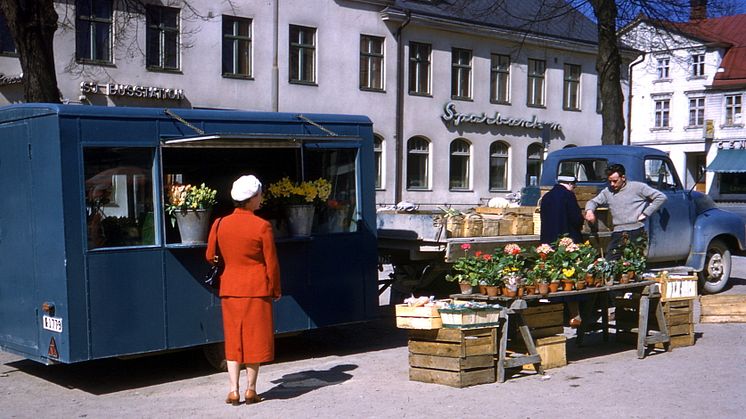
[619,233,648,274]
[546,237,582,281]
[165,183,218,216]
[445,243,495,287]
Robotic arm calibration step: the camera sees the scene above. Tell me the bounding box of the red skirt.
[221,297,275,364]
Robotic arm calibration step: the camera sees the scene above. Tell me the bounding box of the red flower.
[461,243,471,250]
[475,251,483,257]
[482,254,492,261]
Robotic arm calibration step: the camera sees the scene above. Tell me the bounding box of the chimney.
[690,0,708,21]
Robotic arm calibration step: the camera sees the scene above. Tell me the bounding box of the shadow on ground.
[261,364,357,400]
[5,316,406,395]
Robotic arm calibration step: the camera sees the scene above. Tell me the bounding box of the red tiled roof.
[673,14,746,88]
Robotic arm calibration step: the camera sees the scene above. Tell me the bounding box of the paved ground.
[2,257,746,418]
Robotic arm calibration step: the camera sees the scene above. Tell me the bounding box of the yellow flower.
[562,267,575,278]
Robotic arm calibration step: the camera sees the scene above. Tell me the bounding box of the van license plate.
[42,315,63,333]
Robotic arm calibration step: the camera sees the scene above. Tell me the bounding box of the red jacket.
[205,208,281,298]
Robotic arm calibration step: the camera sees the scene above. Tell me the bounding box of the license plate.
[42,315,63,333]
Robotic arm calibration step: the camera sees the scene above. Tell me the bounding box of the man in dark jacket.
[540,175,583,244]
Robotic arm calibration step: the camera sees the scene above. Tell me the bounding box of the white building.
[621,9,746,201]
[0,0,621,208]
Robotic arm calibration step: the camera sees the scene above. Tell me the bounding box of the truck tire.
[203,343,227,371]
[699,239,731,294]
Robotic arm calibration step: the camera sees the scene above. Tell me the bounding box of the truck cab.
[541,145,746,293]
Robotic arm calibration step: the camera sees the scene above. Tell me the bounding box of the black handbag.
[204,218,223,289]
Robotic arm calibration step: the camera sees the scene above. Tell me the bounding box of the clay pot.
[561,279,574,291]
[619,273,630,284]
[538,282,550,296]
[485,285,499,297]
[548,281,560,293]
[479,285,488,295]
[517,286,525,297]
[525,285,537,295]
[627,271,636,282]
[575,280,586,290]
[584,273,595,287]
[503,287,517,298]
[595,275,604,287]
[459,282,474,295]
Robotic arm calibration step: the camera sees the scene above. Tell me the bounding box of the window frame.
[688,97,705,127]
[222,15,253,79]
[527,59,546,107]
[75,0,113,64]
[408,42,431,95]
[373,135,384,189]
[490,54,510,104]
[654,98,671,128]
[360,35,384,92]
[406,136,430,190]
[656,57,670,80]
[725,94,743,126]
[563,63,581,111]
[289,24,316,84]
[451,48,472,100]
[691,53,705,77]
[0,11,17,56]
[489,141,509,191]
[449,138,471,191]
[526,143,544,186]
[145,6,180,71]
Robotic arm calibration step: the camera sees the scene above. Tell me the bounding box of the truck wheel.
[203,343,227,371]
[699,239,731,294]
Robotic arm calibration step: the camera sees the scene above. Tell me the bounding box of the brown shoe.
[569,317,582,329]
[225,391,240,406]
[245,390,262,405]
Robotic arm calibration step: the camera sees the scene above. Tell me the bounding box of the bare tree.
[0,0,61,103]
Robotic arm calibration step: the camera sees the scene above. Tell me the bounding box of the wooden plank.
[408,336,496,357]
[475,206,537,216]
[523,303,564,315]
[700,303,746,316]
[409,354,494,371]
[523,311,564,329]
[700,295,746,304]
[668,323,692,336]
[700,315,746,323]
[512,335,567,371]
[409,328,466,343]
[529,325,565,339]
[667,312,693,326]
[409,366,496,388]
[396,316,443,329]
[395,304,441,318]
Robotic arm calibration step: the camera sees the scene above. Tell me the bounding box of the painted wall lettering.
[80,81,184,100]
[441,102,562,131]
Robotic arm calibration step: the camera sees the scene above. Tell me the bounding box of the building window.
[449,139,471,190]
[490,54,510,104]
[691,53,705,77]
[688,97,705,126]
[75,0,112,63]
[526,143,543,186]
[654,99,670,128]
[0,11,16,55]
[409,42,431,95]
[656,57,670,79]
[146,6,179,70]
[289,25,316,84]
[360,35,384,91]
[563,64,581,111]
[451,48,472,100]
[489,141,509,191]
[725,94,742,125]
[374,135,384,189]
[407,136,429,189]
[527,59,545,107]
[222,16,252,77]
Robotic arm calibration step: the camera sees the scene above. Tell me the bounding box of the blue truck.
[378,145,746,296]
[0,104,378,365]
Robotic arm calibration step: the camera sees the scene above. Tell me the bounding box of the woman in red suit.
[206,175,281,406]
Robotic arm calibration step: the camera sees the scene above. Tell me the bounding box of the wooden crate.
[475,206,537,216]
[408,327,497,388]
[463,214,484,237]
[615,297,694,348]
[498,214,534,236]
[700,294,746,323]
[438,307,502,329]
[511,335,567,370]
[513,303,564,339]
[395,304,442,330]
[656,274,698,302]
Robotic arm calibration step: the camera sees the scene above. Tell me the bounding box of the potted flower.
[266,177,332,236]
[548,237,582,291]
[527,261,552,295]
[586,257,615,286]
[495,243,525,296]
[619,233,648,280]
[575,241,599,288]
[165,183,218,244]
[445,243,486,294]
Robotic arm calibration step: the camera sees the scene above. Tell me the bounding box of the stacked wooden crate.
[408,327,498,388]
[475,206,536,236]
[395,304,443,330]
[615,292,695,349]
[508,303,567,370]
[700,295,746,323]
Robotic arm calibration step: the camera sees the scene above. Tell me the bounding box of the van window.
[84,147,156,249]
[557,159,608,183]
[644,158,680,190]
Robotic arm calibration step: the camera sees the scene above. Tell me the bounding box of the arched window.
[449,138,471,190]
[489,141,509,191]
[526,143,544,186]
[373,135,384,189]
[407,136,429,189]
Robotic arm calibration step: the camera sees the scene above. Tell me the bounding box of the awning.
[707,149,746,173]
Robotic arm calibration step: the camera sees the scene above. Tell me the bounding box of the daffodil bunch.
[165,183,218,216]
[266,177,332,205]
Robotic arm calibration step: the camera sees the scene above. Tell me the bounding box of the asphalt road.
[2,258,746,418]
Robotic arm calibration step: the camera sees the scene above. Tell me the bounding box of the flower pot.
[627,271,636,282]
[595,275,604,287]
[548,281,560,293]
[619,273,630,284]
[575,280,586,290]
[174,208,212,244]
[561,279,574,291]
[517,286,525,297]
[458,282,474,295]
[584,273,595,287]
[538,282,550,296]
[478,285,488,295]
[286,204,315,236]
[485,285,499,297]
[525,285,536,295]
[502,286,517,298]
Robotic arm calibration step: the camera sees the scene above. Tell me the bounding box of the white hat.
[231,175,262,201]
[557,175,576,183]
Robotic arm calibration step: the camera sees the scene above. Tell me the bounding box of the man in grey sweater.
[584,163,667,260]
